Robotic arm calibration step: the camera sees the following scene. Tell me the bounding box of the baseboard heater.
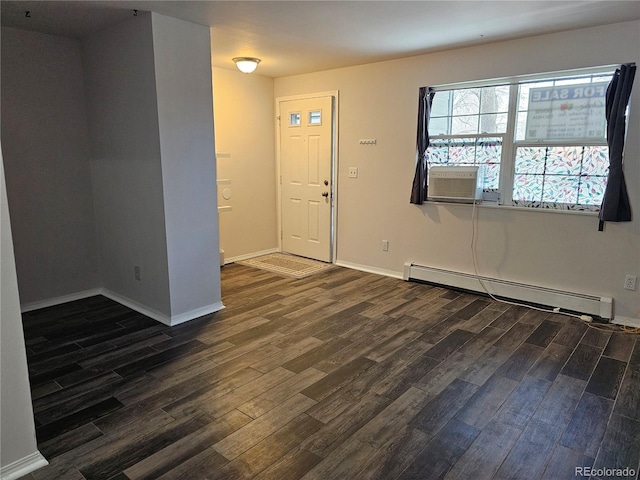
[403,262,613,320]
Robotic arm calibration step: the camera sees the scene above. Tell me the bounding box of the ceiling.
[2,1,640,77]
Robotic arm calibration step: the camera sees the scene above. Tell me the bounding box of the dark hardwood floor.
[17,263,640,480]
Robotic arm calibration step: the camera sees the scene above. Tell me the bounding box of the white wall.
[275,21,640,320]
[152,14,222,317]
[82,14,172,317]
[212,67,278,261]
[1,27,100,306]
[0,153,46,477]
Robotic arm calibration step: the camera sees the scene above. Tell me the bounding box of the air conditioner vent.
[428,166,484,203]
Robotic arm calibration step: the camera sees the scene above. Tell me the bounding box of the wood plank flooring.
[17,264,640,480]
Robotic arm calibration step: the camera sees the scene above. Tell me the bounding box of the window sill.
[425,200,600,217]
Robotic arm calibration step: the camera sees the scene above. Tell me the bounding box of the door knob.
[322,191,329,197]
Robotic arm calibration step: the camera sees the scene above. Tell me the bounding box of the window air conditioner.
[428,165,484,203]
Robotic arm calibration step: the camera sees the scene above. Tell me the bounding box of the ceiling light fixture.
[233,57,261,74]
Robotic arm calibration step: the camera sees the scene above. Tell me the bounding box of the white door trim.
[275,90,339,263]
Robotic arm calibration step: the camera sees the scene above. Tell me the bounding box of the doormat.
[237,253,333,279]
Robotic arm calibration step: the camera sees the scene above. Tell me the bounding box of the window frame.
[427,65,617,212]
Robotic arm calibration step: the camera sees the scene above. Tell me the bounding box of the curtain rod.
[426,63,635,92]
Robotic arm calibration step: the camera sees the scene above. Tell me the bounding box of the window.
[428,69,615,211]
[289,112,301,126]
[430,85,509,191]
[308,110,322,125]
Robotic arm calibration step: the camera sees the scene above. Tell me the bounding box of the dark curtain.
[599,63,636,231]
[410,87,435,204]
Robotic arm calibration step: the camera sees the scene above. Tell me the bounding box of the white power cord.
[470,199,593,323]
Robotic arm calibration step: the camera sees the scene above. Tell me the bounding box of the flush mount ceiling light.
[233,57,261,74]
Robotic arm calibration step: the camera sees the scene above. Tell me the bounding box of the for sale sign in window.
[525,82,608,141]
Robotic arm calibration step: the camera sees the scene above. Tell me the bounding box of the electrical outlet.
[624,275,637,291]
[348,167,358,178]
[382,240,389,252]
[134,265,141,281]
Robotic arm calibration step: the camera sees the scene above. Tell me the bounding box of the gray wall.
[1,27,100,306]
[0,13,221,473]
[1,154,42,473]
[2,12,222,323]
[82,13,172,317]
[152,14,221,317]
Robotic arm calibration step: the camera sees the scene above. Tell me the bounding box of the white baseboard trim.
[0,450,48,480]
[335,260,404,280]
[100,289,224,327]
[100,289,172,325]
[20,289,101,313]
[19,287,225,327]
[169,302,225,326]
[612,316,640,328]
[225,248,279,265]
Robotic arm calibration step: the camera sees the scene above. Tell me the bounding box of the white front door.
[279,95,334,262]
